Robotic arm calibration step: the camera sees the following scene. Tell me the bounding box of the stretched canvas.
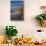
[10,0,24,21]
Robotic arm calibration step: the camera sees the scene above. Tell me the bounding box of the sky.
[11,1,24,7]
[11,0,24,1]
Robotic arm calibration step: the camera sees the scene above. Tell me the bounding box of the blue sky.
[11,0,24,1]
[11,1,24,7]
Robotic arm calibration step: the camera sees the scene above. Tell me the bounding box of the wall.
[0,0,46,38]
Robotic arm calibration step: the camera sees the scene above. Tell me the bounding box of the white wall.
[0,0,46,37]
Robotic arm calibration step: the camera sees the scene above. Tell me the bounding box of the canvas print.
[10,0,24,21]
